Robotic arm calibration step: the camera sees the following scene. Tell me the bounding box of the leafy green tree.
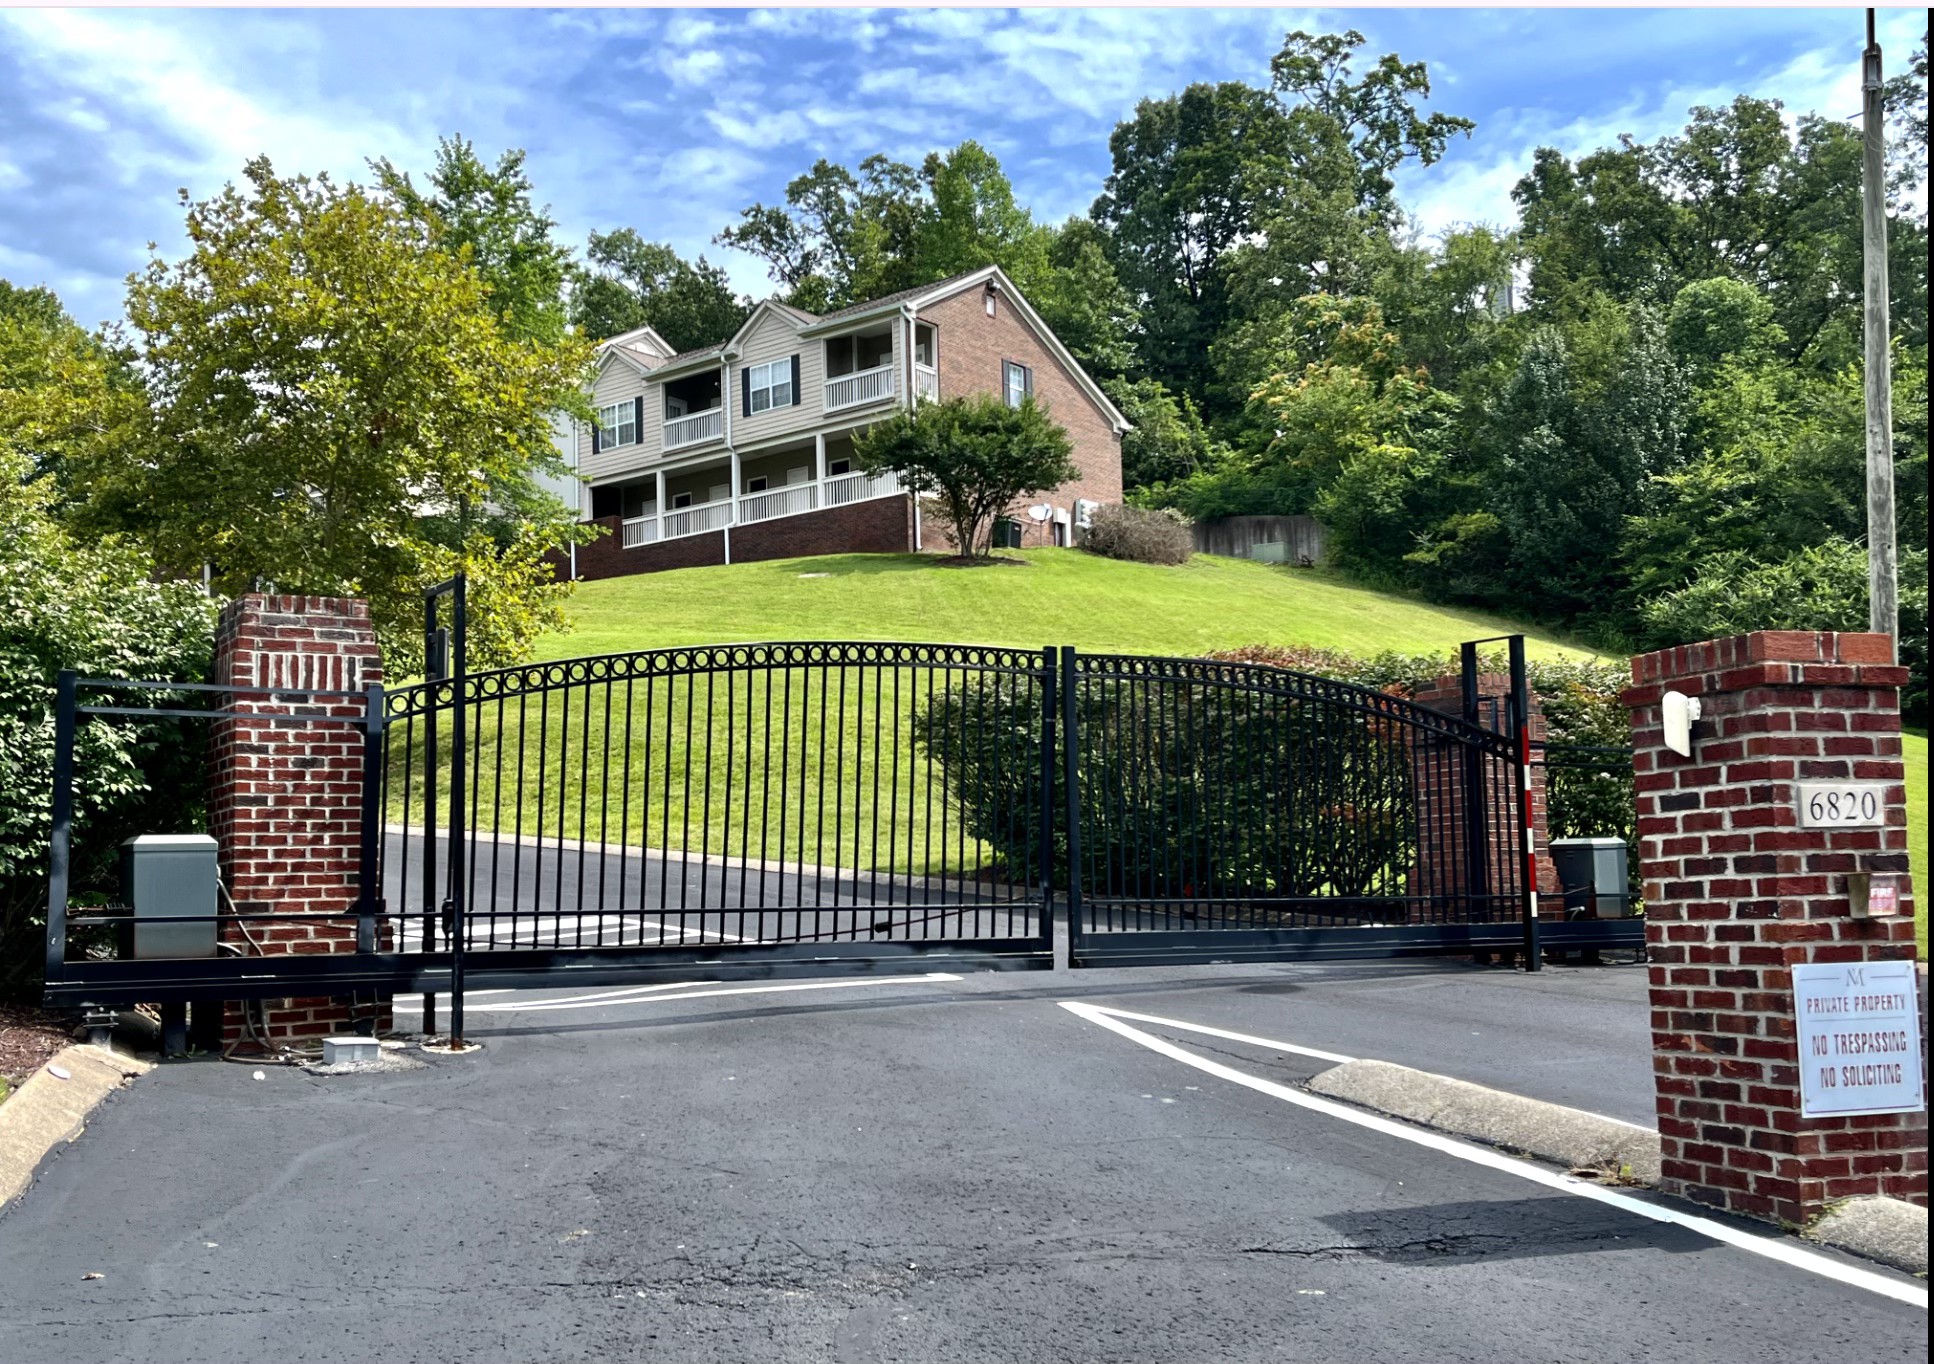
[1107,376,1222,491]
[1269,28,1475,213]
[1092,81,1293,404]
[1,446,221,997]
[372,136,574,345]
[70,158,595,671]
[0,281,145,497]
[853,394,1076,558]
[1035,219,1138,378]
[718,154,926,309]
[570,229,751,349]
[1480,305,1686,623]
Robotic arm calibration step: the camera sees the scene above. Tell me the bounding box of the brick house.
[561,265,1130,580]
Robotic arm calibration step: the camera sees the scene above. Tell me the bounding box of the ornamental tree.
[854,394,1077,559]
[70,158,596,670]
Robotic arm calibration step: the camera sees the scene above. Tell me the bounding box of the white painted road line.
[394,973,967,1014]
[1075,1005,1357,1066]
[1084,1004,1654,1134]
[390,981,715,1012]
[1060,1001,1927,1310]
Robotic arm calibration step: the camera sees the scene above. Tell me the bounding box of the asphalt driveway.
[1,959,1923,1363]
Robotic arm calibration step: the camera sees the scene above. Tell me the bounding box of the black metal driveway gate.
[44,628,1641,1017]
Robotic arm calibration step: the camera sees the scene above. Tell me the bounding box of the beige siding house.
[565,265,1130,580]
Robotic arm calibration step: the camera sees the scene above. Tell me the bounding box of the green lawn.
[543,549,1602,662]
[484,550,1925,954]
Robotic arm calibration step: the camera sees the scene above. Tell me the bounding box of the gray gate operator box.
[1549,836,1631,919]
[119,834,219,959]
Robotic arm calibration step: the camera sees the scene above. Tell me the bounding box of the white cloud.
[661,47,729,89]
[0,9,421,187]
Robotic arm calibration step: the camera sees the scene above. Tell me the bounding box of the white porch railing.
[621,514,660,548]
[913,364,938,402]
[660,497,733,540]
[664,407,724,450]
[822,468,901,507]
[738,483,818,524]
[824,362,896,412]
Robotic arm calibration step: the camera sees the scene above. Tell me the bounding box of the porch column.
[655,468,666,531]
[814,431,827,490]
[725,448,741,564]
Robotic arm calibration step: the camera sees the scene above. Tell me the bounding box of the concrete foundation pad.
[1307,1057,1663,1185]
[1803,1197,1928,1275]
[0,1045,153,1211]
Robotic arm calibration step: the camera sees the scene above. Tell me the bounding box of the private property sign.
[1793,961,1925,1119]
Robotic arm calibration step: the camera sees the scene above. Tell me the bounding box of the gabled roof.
[594,323,676,379]
[800,270,985,331]
[587,268,1130,434]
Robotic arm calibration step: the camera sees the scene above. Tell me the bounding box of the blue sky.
[1,6,1923,330]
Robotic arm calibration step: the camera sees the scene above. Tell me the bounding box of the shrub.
[919,672,1416,903]
[1080,504,1194,566]
[1640,539,1928,725]
[1,451,220,998]
[1206,643,1635,846]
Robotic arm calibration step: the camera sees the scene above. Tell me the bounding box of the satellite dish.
[1662,690,1702,758]
[1026,504,1052,523]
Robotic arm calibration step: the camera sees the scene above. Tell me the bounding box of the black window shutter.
[633,395,644,440]
[591,420,601,454]
[1024,364,1034,397]
[790,353,801,405]
[742,367,752,417]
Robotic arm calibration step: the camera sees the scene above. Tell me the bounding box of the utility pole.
[1861,9,1897,648]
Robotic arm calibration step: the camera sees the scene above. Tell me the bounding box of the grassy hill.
[542,549,1604,661]
[532,549,1925,953]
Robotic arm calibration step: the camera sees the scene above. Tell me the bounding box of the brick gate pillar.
[1625,631,1926,1222]
[1408,672,1558,920]
[209,594,387,1046]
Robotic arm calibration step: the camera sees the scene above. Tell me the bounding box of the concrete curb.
[1803,1196,1928,1276]
[1306,1058,1663,1185]
[0,1044,153,1212]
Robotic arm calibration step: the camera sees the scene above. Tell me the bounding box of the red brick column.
[1625,631,1926,1222]
[209,594,387,1044]
[1408,673,1558,918]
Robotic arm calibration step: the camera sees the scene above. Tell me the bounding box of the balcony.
[914,364,938,402]
[621,513,660,548]
[822,468,900,507]
[660,497,733,539]
[738,482,817,525]
[664,407,724,450]
[824,361,896,413]
[617,468,905,550]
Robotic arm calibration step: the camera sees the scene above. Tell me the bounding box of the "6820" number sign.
[1793,781,1889,828]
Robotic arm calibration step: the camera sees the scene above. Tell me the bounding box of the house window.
[914,324,935,367]
[746,475,769,494]
[598,400,637,448]
[984,289,997,317]
[827,457,851,476]
[747,358,793,413]
[671,491,694,509]
[1003,360,1032,409]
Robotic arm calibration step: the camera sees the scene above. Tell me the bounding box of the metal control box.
[1550,836,1632,918]
[119,834,219,959]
